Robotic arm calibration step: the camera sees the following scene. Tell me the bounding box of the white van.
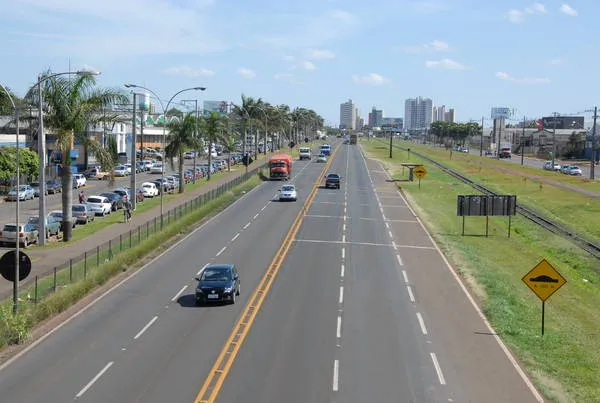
[299,148,312,160]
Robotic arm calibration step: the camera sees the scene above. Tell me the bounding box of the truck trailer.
[269,154,292,180]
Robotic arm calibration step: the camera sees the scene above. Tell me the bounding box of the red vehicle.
[269,154,292,180]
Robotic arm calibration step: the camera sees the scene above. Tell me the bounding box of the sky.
[0,0,598,127]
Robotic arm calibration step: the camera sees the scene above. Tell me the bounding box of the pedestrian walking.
[78,190,86,204]
[123,194,132,222]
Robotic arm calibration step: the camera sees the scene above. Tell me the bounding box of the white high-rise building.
[405,97,433,130]
[340,99,356,130]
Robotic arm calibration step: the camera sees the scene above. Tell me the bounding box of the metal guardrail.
[380,139,600,260]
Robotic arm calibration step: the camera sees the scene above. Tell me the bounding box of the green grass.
[363,139,600,403]
[0,173,261,348]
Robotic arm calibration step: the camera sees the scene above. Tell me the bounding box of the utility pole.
[130,93,137,210]
[591,106,598,180]
[551,112,558,169]
[389,129,393,158]
[521,116,525,166]
[480,116,484,156]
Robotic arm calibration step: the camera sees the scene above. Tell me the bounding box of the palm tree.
[231,95,262,164]
[32,74,127,241]
[221,132,238,172]
[165,113,199,193]
[201,112,225,181]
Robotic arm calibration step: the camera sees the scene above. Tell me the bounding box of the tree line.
[429,121,481,145]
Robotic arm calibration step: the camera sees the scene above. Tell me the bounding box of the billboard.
[541,116,584,130]
[491,107,511,120]
[457,195,517,217]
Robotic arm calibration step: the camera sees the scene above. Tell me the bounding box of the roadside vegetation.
[363,139,600,403]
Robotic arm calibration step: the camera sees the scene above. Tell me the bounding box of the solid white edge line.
[430,353,446,385]
[406,285,415,303]
[75,361,114,398]
[339,286,344,304]
[396,254,404,266]
[170,285,188,302]
[134,315,158,340]
[216,246,227,256]
[243,222,251,229]
[340,264,345,278]
[366,151,544,402]
[416,312,428,335]
[332,359,340,391]
[402,270,409,284]
[0,177,267,373]
[336,316,342,338]
[231,233,240,242]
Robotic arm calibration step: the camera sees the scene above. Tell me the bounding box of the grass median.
[363,139,600,403]
[0,173,261,349]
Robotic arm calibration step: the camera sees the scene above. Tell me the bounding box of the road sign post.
[522,259,566,335]
[413,165,428,189]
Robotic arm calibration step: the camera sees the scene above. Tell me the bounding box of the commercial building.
[433,105,455,122]
[405,96,433,131]
[340,99,356,130]
[368,107,383,127]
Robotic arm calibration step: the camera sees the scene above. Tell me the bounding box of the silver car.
[0,223,39,247]
[72,203,95,224]
[6,185,35,201]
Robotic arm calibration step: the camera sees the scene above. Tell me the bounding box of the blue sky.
[0,0,597,127]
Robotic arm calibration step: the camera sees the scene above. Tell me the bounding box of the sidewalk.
[0,158,269,299]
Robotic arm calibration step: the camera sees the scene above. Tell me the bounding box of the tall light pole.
[130,93,137,210]
[551,112,559,170]
[33,70,100,246]
[591,107,598,180]
[1,84,21,313]
[521,116,526,166]
[124,84,205,228]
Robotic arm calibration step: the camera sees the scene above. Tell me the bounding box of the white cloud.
[548,58,566,65]
[299,60,317,71]
[559,4,577,16]
[352,73,391,86]
[525,3,547,14]
[496,71,550,84]
[306,48,336,60]
[331,10,355,23]
[162,66,215,77]
[508,9,525,23]
[237,68,256,79]
[399,40,449,54]
[508,3,548,23]
[425,58,468,70]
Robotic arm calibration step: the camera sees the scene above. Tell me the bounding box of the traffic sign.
[413,165,428,179]
[0,250,32,282]
[522,259,566,302]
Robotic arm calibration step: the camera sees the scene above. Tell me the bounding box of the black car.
[99,192,123,211]
[46,179,62,194]
[325,173,341,189]
[195,264,240,305]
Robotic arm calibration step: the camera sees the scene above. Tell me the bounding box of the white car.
[299,148,312,160]
[150,164,164,174]
[183,151,196,159]
[543,161,561,171]
[6,185,35,201]
[86,195,112,216]
[72,174,87,188]
[141,182,159,197]
[124,163,133,174]
[567,165,582,176]
[279,184,297,202]
[114,165,129,177]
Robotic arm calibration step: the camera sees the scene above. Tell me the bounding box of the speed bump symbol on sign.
[522,259,566,302]
[414,166,428,179]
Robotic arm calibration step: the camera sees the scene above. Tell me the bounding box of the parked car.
[86,195,112,216]
[141,160,154,171]
[195,264,240,305]
[46,179,62,194]
[83,166,110,180]
[72,173,87,188]
[150,164,164,174]
[99,192,123,211]
[543,161,561,171]
[567,165,583,176]
[279,184,298,202]
[28,215,61,238]
[130,187,145,202]
[29,181,42,197]
[48,210,77,229]
[560,165,573,174]
[0,223,39,247]
[114,165,129,177]
[184,151,195,159]
[72,203,95,224]
[6,185,35,201]
[141,182,159,197]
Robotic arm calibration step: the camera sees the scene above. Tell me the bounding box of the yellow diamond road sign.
[522,259,566,302]
[414,166,428,179]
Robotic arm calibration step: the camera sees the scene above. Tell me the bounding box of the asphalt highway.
[0,141,544,402]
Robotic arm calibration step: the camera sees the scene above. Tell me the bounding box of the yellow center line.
[194,145,341,403]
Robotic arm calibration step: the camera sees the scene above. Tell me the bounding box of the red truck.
[269,154,292,180]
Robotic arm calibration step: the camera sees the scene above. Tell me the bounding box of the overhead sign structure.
[522,259,566,335]
[491,107,511,120]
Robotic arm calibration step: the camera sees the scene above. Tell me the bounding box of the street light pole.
[32,70,100,246]
[591,106,598,180]
[521,116,526,166]
[0,84,21,313]
[551,112,558,169]
[130,93,137,211]
[480,117,484,156]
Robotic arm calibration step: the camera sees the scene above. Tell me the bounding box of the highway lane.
[0,146,327,402]
[214,143,543,402]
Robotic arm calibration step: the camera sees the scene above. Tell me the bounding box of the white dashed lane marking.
[231,233,240,242]
[216,246,227,257]
[171,285,188,302]
[243,222,251,230]
[134,316,158,340]
[416,312,428,335]
[75,361,114,398]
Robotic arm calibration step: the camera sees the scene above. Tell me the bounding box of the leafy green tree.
[166,113,199,193]
[221,133,238,172]
[200,112,226,180]
[0,146,39,180]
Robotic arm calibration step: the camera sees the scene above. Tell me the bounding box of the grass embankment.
[363,140,600,403]
[0,174,261,348]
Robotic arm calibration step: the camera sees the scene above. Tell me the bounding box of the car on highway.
[325,173,341,189]
[0,223,39,247]
[141,182,159,197]
[567,165,583,176]
[45,179,62,194]
[299,147,312,160]
[48,210,77,229]
[150,164,164,174]
[72,203,95,224]
[83,166,110,180]
[114,165,129,177]
[86,195,112,216]
[560,165,574,174]
[99,192,124,211]
[184,151,196,159]
[279,184,298,202]
[6,184,35,201]
[543,161,561,171]
[28,215,61,238]
[72,173,87,188]
[316,153,327,163]
[195,264,240,305]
